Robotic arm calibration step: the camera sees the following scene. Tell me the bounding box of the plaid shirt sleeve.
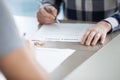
[41,0,62,12]
[104,0,120,33]
[104,14,120,33]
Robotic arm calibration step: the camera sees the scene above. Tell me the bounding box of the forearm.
[0,1,48,79]
[0,46,49,80]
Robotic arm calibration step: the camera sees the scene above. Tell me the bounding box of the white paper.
[0,73,6,80]
[32,23,93,42]
[13,16,38,37]
[35,48,75,73]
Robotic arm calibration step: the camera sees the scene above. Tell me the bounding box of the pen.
[37,0,60,23]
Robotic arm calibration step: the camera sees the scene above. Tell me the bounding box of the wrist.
[104,17,119,33]
[100,21,112,33]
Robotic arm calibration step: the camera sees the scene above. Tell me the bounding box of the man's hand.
[37,6,57,24]
[81,21,112,46]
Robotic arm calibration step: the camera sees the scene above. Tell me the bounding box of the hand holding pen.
[37,1,60,24]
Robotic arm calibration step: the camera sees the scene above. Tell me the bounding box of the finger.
[25,40,33,50]
[34,41,45,47]
[100,34,106,45]
[86,31,96,46]
[37,12,41,22]
[81,30,90,45]
[92,33,101,46]
[37,8,55,24]
[46,6,57,17]
[40,8,55,20]
[25,40,30,47]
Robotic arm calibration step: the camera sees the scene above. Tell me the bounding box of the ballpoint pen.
[37,0,60,23]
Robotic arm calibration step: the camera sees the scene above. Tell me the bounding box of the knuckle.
[96,33,101,37]
[48,6,54,10]
[95,35,100,38]
[101,34,105,38]
[43,14,47,17]
[89,34,93,38]
[49,16,54,20]
[101,33,106,36]
[92,30,97,34]
[97,32,101,35]
[84,33,88,36]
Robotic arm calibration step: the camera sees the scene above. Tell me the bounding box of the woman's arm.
[0,0,48,80]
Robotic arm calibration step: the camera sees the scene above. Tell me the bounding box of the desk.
[1,16,119,80]
[15,17,120,80]
[46,20,120,80]
[14,17,120,80]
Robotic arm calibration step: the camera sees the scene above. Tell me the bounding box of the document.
[14,15,38,36]
[35,48,75,73]
[32,23,93,42]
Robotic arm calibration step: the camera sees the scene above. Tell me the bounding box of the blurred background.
[5,0,63,19]
[6,0,39,17]
[4,0,63,37]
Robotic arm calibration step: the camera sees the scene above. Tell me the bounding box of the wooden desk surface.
[40,21,120,80]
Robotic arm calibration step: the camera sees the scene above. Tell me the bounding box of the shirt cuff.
[39,3,52,8]
[104,17,119,32]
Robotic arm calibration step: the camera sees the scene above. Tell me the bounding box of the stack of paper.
[32,23,93,42]
[35,48,75,73]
